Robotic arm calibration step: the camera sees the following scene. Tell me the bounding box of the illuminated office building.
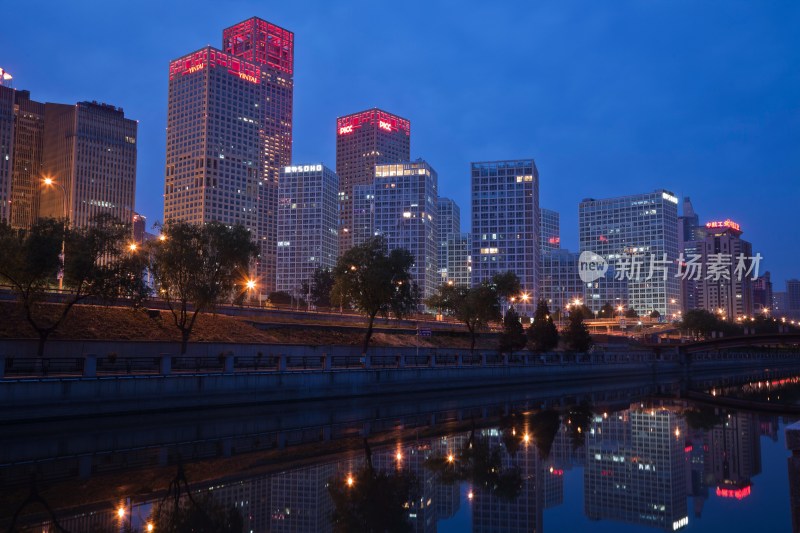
[39,101,137,228]
[471,159,540,314]
[164,17,294,293]
[336,108,410,253]
[276,164,339,298]
[373,160,438,301]
[0,84,45,229]
[540,208,560,253]
[579,190,680,318]
[695,220,753,319]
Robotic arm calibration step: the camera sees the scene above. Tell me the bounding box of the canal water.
[2,366,799,532]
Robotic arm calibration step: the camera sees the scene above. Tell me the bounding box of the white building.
[579,190,680,318]
[471,159,540,314]
[374,160,438,301]
[276,164,339,298]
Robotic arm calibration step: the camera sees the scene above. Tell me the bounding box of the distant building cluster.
[0,83,137,231]
[2,14,797,320]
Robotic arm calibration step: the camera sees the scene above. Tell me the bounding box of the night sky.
[3,1,798,287]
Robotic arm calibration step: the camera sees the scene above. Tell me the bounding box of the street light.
[42,176,68,291]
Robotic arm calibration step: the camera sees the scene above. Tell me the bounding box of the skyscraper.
[579,190,680,318]
[471,159,539,312]
[0,84,18,224]
[164,17,294,294]
[695,220,753,319]
[540,208,560,253]
[336,108,410,253]
[678,197,704,314]
[374,160,438,301]
[352,183,376,246]
[276,164,339,299]
[437,197,460,284]
[0,83,46,229]
[539,249,583,319]
[752,272,773,313]
[39,101,137,228]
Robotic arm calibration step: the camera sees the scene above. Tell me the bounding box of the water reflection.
[4,370,800,532]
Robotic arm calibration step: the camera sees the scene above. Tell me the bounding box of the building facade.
[540,208,560,253]
[164,17,294,294]
[352,183,376,246]
[539,249,583,319]
[471,159,540,313]
[0,86,46,229]
[39,101,137,228]
[437,197,461,285]
[336,108,410,254]
[678,197,704,314]
[0,84,16,224]
[695,221,753,319]
[752,272,773,314]
[445,233,472,288]
[579,190,680,318]
[276,164,339,298]
[373,160,438,301]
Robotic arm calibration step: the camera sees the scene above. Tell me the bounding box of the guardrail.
[1,348,796,380]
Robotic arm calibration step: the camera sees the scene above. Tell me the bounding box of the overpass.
[676,333,800,354]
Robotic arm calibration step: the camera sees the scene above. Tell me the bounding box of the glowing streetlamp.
[42,176,68,290]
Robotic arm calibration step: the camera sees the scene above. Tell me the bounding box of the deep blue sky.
[2,1,798,287]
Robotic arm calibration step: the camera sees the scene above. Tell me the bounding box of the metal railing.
[2,348,796,380]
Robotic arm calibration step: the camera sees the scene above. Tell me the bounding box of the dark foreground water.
[3,366,800,532]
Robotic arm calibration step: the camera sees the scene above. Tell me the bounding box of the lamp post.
[42,177,67,291]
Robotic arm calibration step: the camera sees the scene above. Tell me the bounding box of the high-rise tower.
[164,17,293,294]
[335,108,410,253]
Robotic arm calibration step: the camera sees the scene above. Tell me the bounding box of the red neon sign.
[548,237,560,245]
[716,485,751,500]
[706,219,741,232]
[337,109,410,136]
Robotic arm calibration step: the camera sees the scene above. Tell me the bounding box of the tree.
[149,221,258,355]
[331,236,418,355]
[499,307,527,355]
[598,302,616,318]
[624,307,639,319]
[426,283,501,351]
[563,308,592,352]
[0,216,148,356]
[490,271,522,300]
[268,290,293,306]
[302,267,335,308]
[527,299,559,353]
[679,308,741,338]
[577,304,594,319]
[649,309,661,320]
